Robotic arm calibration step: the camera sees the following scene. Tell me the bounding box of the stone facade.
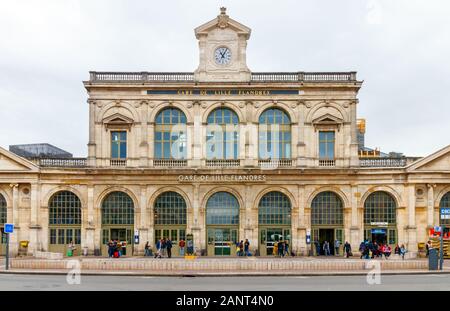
[1,9,450,258]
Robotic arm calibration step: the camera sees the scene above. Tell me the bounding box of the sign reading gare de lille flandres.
[147,89,300,96]
[178,174,267,182]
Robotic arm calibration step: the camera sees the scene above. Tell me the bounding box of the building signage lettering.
[178,174,266,182]
[147,89,299,96]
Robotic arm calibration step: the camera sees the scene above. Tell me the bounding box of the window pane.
[154,192,187,225]
[102,192,134,225]
[258,191,291,225]
[119,142,127,159]
[206,192,240,225]
[311,192,343,226]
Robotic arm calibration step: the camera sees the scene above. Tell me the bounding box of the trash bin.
[428,248,439,270]
[83,247,88,256]
[19,241,29,256]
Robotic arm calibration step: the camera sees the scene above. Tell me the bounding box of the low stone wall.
[10,258,428,271]
[33,251,63,260]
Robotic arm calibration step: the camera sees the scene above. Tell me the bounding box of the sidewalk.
[2,256,448,276]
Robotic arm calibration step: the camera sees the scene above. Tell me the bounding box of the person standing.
[315,240,321,256]
[166,238,173,258]
[179,239,186,256]
[107,240,114,258]
[343,241,352,258]
[323,241,330,256]
[334,239,341,256]
[400,244,407,260]
[244,239,250,256]
[284,240,289,257]
[144,241,151,257]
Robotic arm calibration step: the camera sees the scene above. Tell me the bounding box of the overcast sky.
[1,0,449,157]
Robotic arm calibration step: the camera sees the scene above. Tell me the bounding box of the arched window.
[102,192,134,225]
[206,192,239,225]
[440,192,450,226]
[49,191,82,225]
[206,108,239,159]
[258,108,291,160]
[154,192,187,225]
[311,191,343,226]
[0,194,6,225]
[258,191,291,225]
[364,191,396,225]
[155,108,187,159]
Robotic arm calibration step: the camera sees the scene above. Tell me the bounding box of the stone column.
[406,184,418,255]
[427,184,436,228]
[192,184,202,254]
[87,101,97,167]
[137,185,148,255]
[140,102,149,167]
[243,185,254,252]
[85,186,95,255]
[28,183,41,254]
[297,102,306,167]
[350,185,361,251]
[297,185,306,255]
[9,184,19,255]
[190,102,202,167]
[349,100,359,167]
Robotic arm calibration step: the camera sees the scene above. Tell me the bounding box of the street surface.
[0,274,449,291]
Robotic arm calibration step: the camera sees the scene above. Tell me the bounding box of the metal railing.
[153,159,188,167]
[205,159,241,168]
[359,157,408,168]
[88,71,357,83]
[34,158,87,167]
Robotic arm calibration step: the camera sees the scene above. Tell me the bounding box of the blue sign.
[371,228,387,234]
[434,226,442,232]
[306,235,311,244]
[4,223,14,234]
[441,208,450,220]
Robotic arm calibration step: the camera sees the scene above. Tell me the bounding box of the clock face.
[214,47,232,65]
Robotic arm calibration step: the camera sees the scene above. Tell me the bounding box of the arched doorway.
[48,191,82,254]
[206,192,240,256]
[258,191,292,256]
[364,191,397,245]
[154,191,187,257]
[0,194,6,256]
[439,192,450,237]
[311,191,344,255]
[101,191,134,256]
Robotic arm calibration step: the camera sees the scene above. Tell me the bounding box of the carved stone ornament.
[239,102,245,108]
[201,102,208,109]
[291,102,297,109]
[187,103,193,108]
[217,7,229,29]
[305,102,312,108]
[149,102,155,108]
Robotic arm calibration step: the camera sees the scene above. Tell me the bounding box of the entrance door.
[319,229,334,255]
[48,228,81,255]
[207,228,238,256]
[154,228,186,257]
[102,227,133,256]
[259,228,291,256]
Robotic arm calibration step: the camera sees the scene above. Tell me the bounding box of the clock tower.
[194,8,251,82]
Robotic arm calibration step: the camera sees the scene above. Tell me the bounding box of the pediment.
[0,147,39,172]
[407,145,450,172]
[195,8,251,39]
[102,113,134,128]
[312,113,343,125]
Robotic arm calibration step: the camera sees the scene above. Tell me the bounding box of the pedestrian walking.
[144,241,152,257]
[244,239,250,256]
[400,244,407,260]
[334,239,341,256]
[343,241,352,258]
[179,239,186,256]
[323,241,330,256]
[166,238,173,258]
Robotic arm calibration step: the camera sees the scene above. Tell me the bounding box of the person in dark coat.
[343,241,352,258]
[166,238,173,258]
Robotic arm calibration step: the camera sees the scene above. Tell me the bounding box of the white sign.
[370,222,388,226]
[441,208,450,220]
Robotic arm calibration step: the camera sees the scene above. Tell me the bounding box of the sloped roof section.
[0,146,39,172]
[195,7,251,39]
[406,145,450,172]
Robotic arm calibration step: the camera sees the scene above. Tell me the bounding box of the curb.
[1,270,449,277]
